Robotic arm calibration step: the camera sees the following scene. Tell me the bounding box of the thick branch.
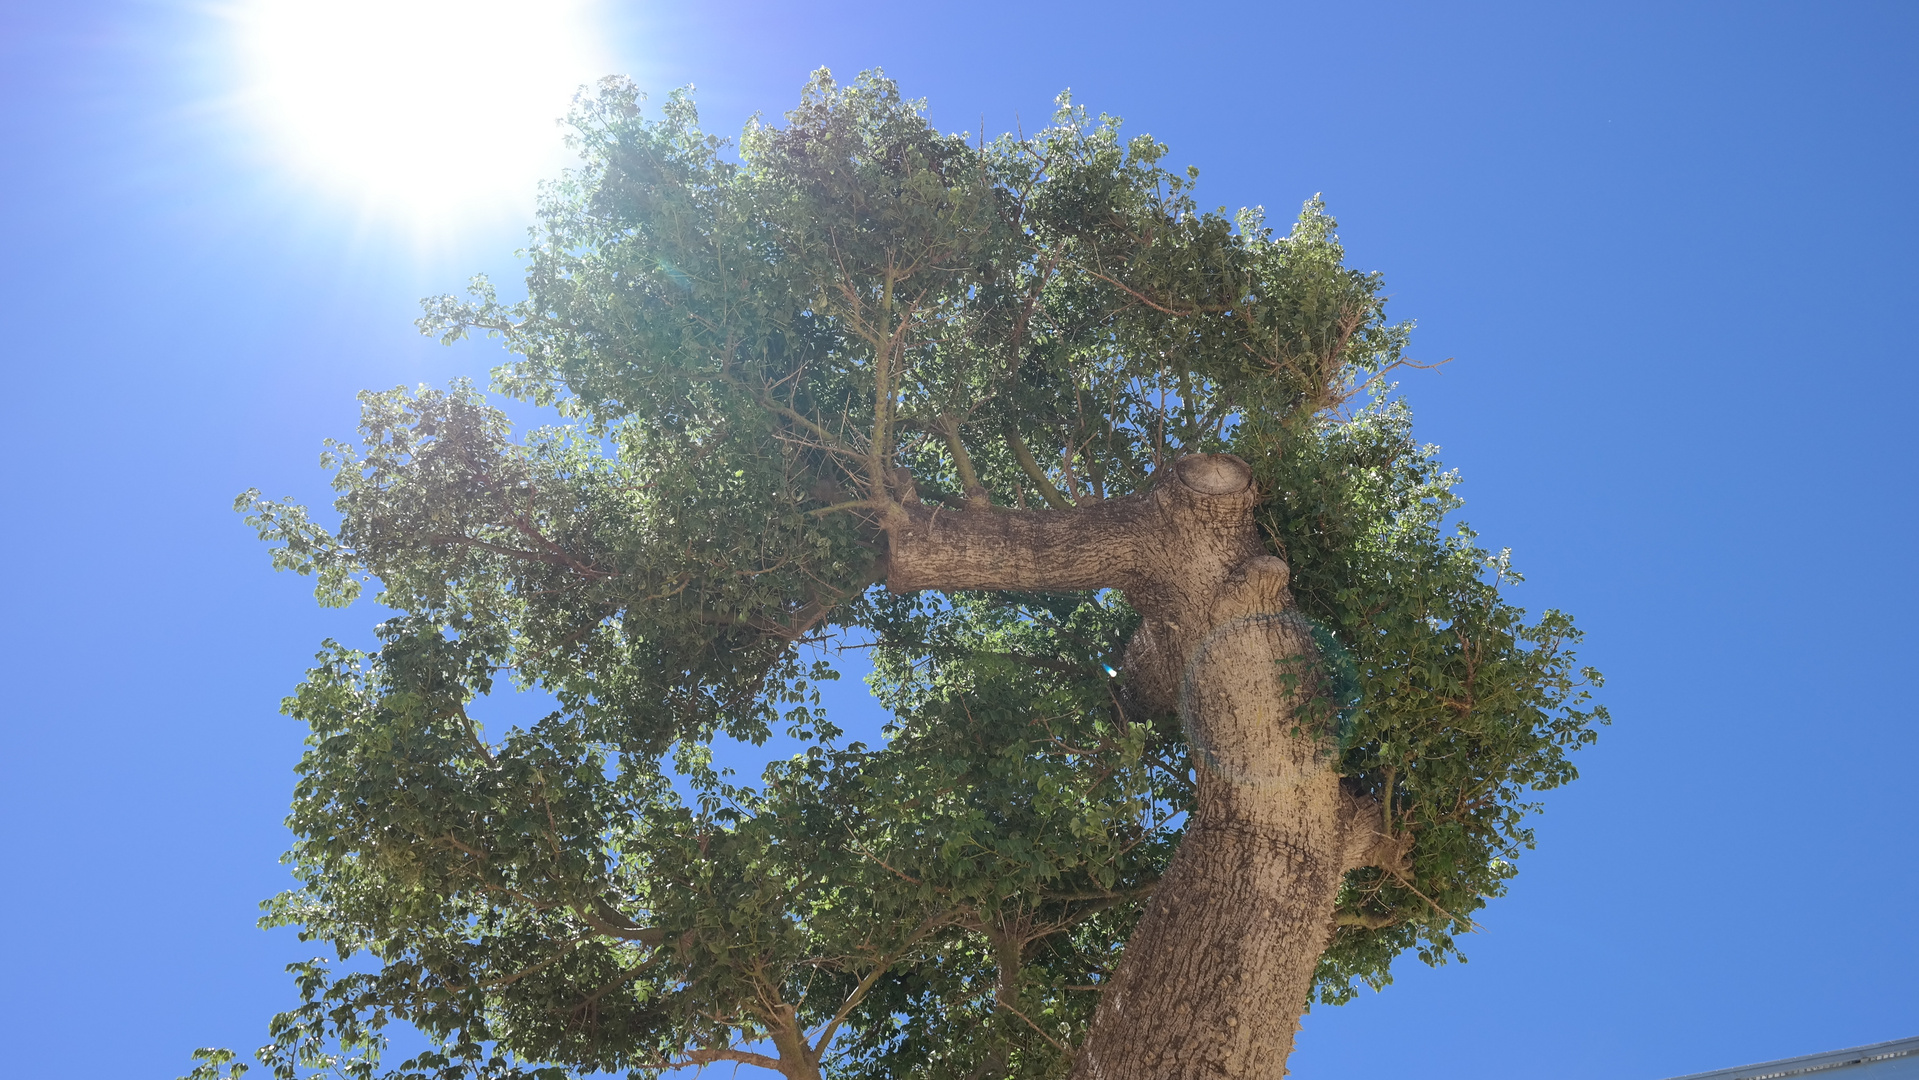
[578,896,666,945]
[935,414,993,508]
[886,455,1263,603]
[680,1047,786,1072]
[1338,790,1413,874]
[1003,423,1077,510]
[887,495,1150,593]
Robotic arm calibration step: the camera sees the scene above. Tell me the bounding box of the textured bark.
[768,1003,826,1080]
[887,455,1402,1079]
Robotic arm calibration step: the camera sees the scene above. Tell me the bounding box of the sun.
[231,0,611,225]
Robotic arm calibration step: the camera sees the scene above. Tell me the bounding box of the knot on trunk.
[1210,554,1292,625]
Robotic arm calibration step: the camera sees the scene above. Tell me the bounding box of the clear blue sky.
[0,2,1913,1078]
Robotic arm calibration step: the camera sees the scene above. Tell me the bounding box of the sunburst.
[229,0,611,225]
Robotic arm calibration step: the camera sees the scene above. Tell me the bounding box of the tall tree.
[207,71,1604,1080]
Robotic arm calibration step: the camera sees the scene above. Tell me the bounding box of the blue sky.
[0,2,1914,1078]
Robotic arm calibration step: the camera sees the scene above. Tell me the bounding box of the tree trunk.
[887,455,1402,1079]
[769,1003,827,1080]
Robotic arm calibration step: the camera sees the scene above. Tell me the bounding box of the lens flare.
[232,0,609,223]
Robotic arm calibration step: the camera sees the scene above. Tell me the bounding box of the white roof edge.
[1665,1036,1919,1080]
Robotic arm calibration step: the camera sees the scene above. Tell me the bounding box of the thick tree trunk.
[887,455,1401,1079]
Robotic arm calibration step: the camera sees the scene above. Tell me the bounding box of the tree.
[210,70,1604,1080]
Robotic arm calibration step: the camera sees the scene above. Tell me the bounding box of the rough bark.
[886,454,1404,1079]
[768,1003,826,1080]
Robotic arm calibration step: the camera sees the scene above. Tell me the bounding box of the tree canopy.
[201,70,1604,1080]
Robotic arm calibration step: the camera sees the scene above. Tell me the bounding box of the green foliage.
[185,1048,251,1080]
[204,70,1602,1079]
[827,591,1182,1079]
[1242,400,1607,1002]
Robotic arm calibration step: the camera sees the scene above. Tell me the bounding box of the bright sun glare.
[233,0,609,224]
